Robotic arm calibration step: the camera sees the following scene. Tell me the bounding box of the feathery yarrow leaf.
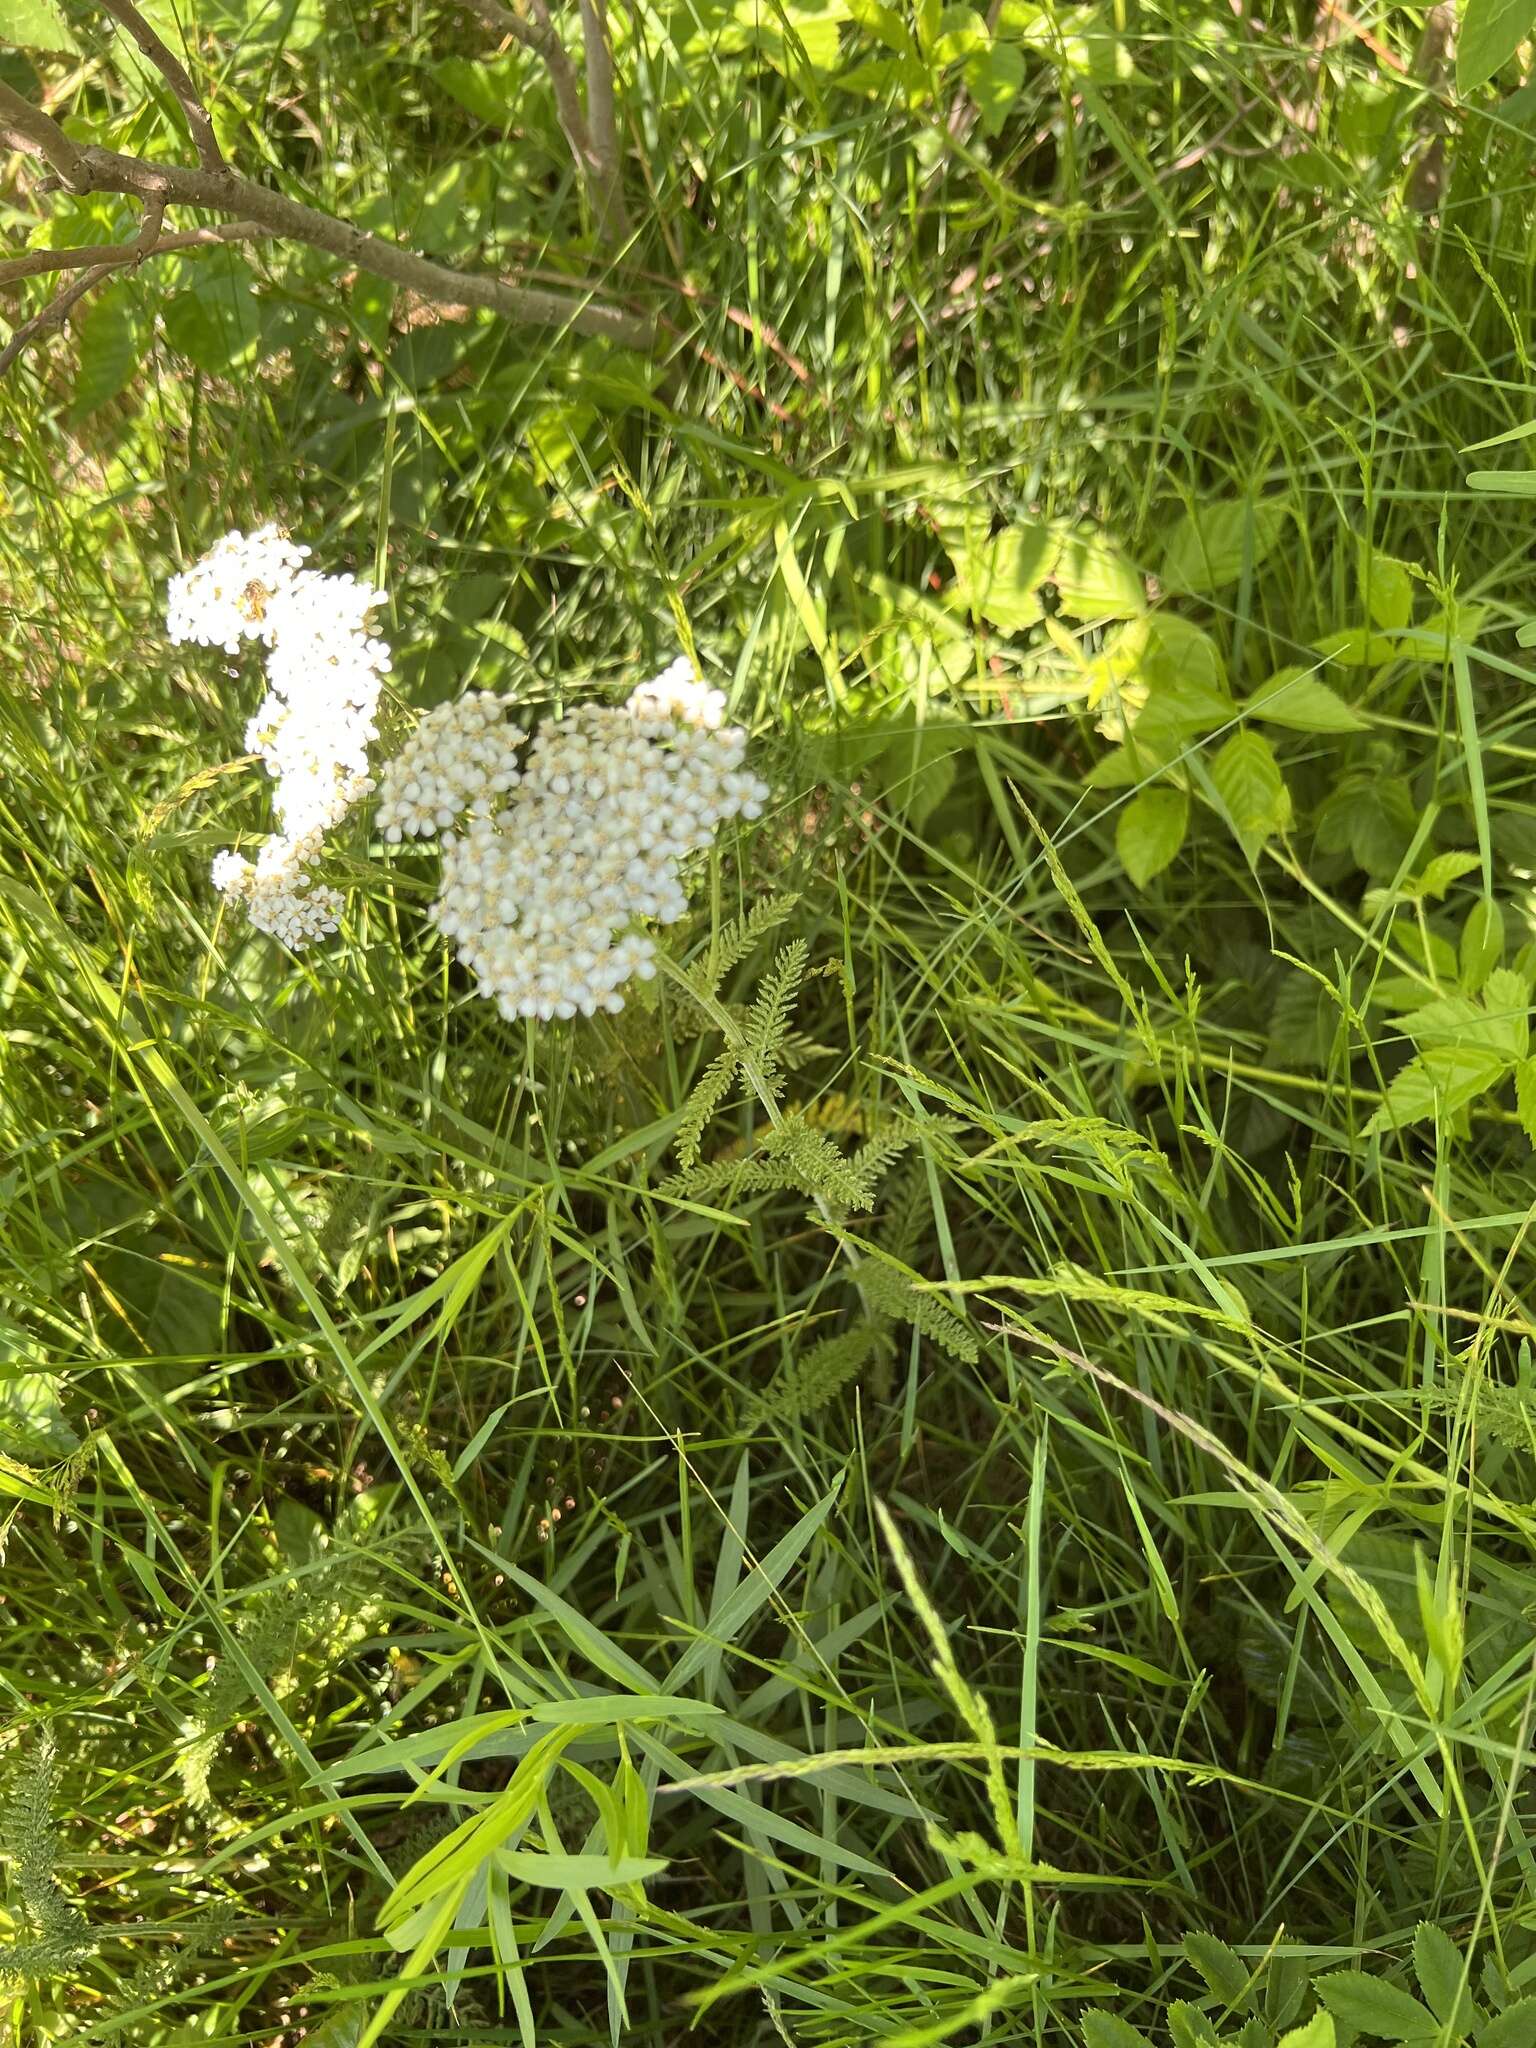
[745,938,810,1087]
[854,1257,978,1361]
[673,1046,743,1170]
[744,1321,894,1428]
[692,893,801,999]
[0,1732,96,1983]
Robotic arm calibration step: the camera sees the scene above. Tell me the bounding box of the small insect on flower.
[166,526,311,653]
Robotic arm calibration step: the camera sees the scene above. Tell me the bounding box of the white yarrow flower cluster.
[169,527,390,950]
[376,691,528,841]
[166,526,311,653]
[383,656,769,1021]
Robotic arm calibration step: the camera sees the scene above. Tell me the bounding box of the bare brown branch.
[453,0,595,178]
[0,80,87,184]
[452,0,630,247]
[0,262,117,378]
[0,219,265,286]
[577,0,628,242]
[0,90,653,359]
[97,0,227,172]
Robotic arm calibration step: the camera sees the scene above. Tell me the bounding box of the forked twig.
[451,0,628,244]
[97,0,227,171]
[454,0,593,177]
[0,2,652,378]
[0,262,116,379]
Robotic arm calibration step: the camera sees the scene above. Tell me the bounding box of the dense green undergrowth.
[7,0,1536,2043]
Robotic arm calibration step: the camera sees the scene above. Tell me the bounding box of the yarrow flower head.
[169,527,390,950]
[166,526,311,653]
[375,691,527,842]
[398,661,769,1022]
[170,536,773,999]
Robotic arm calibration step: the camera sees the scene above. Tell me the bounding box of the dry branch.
[0,2,653,383]
[0,263,115,378]
[0,219,266,286]
[450,0,628,244]
[97,0,227,171]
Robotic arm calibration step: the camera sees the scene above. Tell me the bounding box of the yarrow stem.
[169,536,769,1013]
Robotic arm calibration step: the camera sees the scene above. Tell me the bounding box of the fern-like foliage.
[666,1111,880,1210]
[683,893,801,1004]
[177,1540,395,1813]
[673,1045,740,1170]
[1429,1355,1536,1452]
[877,1156,931,1264]
[0,1731,97,1983]
[744,1321,895,1428]
[853,1256,978,1362]
[745,937,808,1091]
[74,1903,238,2043]
[672,939,809,1170]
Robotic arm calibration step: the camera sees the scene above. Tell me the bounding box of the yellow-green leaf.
[1208,729,1291,864]
[1364,1045,1509,1136]
[1115,786,1188,889]
[1359,545,1415,630]
[1160,498,1289,595]
[1245,669,1367,732]
[1457,0,1534,91]
[952,521,1058,630]
[0,0,77,48]
[1051,526,1145,621]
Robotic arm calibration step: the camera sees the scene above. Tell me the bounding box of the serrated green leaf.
[1393,985,1527,1061]
[1081,2010,1155,2047]
[1116,785,1188,889]
[1161,497,1289,594]
[1392,996,1485,1048]
[1482,1994,1536,2047]
[1412,1922,1471,2028]
[1316,1969,1437,2039]
[1457,0,1535,91]
[1183,1930,1250,2007]
[1167,2003,1220,2048]
[1409,850,1482,900]
[1245,668,1368,731]
[1209,728,1292,863]
[1481,967,1530,1058]
[1516,1056,1536,1144]
[1364,1044,1510,1136]
[1278,2016,1335,2048]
